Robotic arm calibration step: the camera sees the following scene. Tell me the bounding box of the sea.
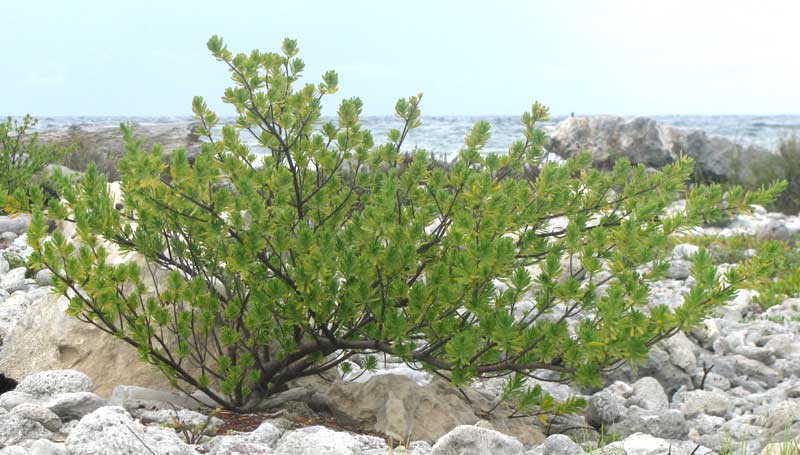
[28,115,800,159]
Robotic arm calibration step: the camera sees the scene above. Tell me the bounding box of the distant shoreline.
[15,114,800,157]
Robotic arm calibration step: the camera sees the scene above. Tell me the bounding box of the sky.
[2,0,800,117]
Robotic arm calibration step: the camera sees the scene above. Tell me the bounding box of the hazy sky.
[3,0,799,117]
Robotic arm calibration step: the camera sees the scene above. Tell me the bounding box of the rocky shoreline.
[0,204,799,455]
[35,115,776,184]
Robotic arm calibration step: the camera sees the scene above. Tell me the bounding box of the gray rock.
[547,116,763,181]
[760,400,800,444]
[677,389,733,418]
[0,413,55,447]
[663,332,697,373]
[734,355,781,387]
[0,257,8,275]
[627,377,669,412]
[606,348,692,397]
[691,371,731,391]
[33,270,53,287]
[40,123,202,167]
[109,385,208,412]
[202,420,284,454]
[430,425,523,455]
[735,345,776,365]
[542,434,585,455]
[323,375,482,443]
[756,220,792,242]
[64,406,198,455]
[616,432,674,455]
[0,446,30,455]
[692,413,725,435]
[0,215,30,236]
[0,389,105,422]
[139,409,222,433]
[666,260,692,280]
[0,292,31,342]
[0,232,17,243]
[690,319,721,349]
[764,334,800,359]
[672,243,700,259]
[585,391,625,427]
[0,294,175,397]
[21,439,66,455]
[16,370,94,397]
[273,425,386,455]
[45,392,106,421]
[608,409,688,439]
[0,268,27,293]
[775,358,800,378]
[606,381,633,399]
[9,403,61,432]
[0,392,37,411]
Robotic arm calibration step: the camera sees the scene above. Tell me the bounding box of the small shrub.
[677,234,800,309]
[741,137,800,214]
[25,36,783,413]
[0,116,66,212]
[1,252,33,277]
[59,127,121,181]
[166,408,221,444]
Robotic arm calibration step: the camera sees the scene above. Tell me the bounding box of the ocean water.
[28,114,800,159]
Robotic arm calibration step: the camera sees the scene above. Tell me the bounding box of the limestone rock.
[0,215,31,236]
[0,268,27,293]
[672,243,700,259]
[202,421,284,455]
[662,332,698,373]
[547,116,762,181]
[0,294,173,397]
[323,374,480,442]
[20,439,67,455]
[608,408,688,440]
[273,425,385,455]
[627,377,669,412]
[0,413,55,447]
[666,260,692,280]
[756,220,792,242]
[618,432,673,455]
[0,292,31,343]
[430,425,523,455]
[542,434,585,455]
[45,392,106,421]
[0,446,30,455]
[64,406,198,455]
[16,370,94,397]
[34,270,53,287]
[139,409,223,433]
[585,390,625,427]
[677,389,733,418]
[9,403,61,432]
[40,123,202,168]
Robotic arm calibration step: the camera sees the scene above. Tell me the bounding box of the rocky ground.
[1,205,800,455]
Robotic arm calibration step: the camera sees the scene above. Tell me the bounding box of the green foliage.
[165,408,221,444]
[1,251,32,276]
[23,36,783,412]
[727,137,800,214]
[680,233,800,309]
[59,129,121,182]
[0,116,66,213]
